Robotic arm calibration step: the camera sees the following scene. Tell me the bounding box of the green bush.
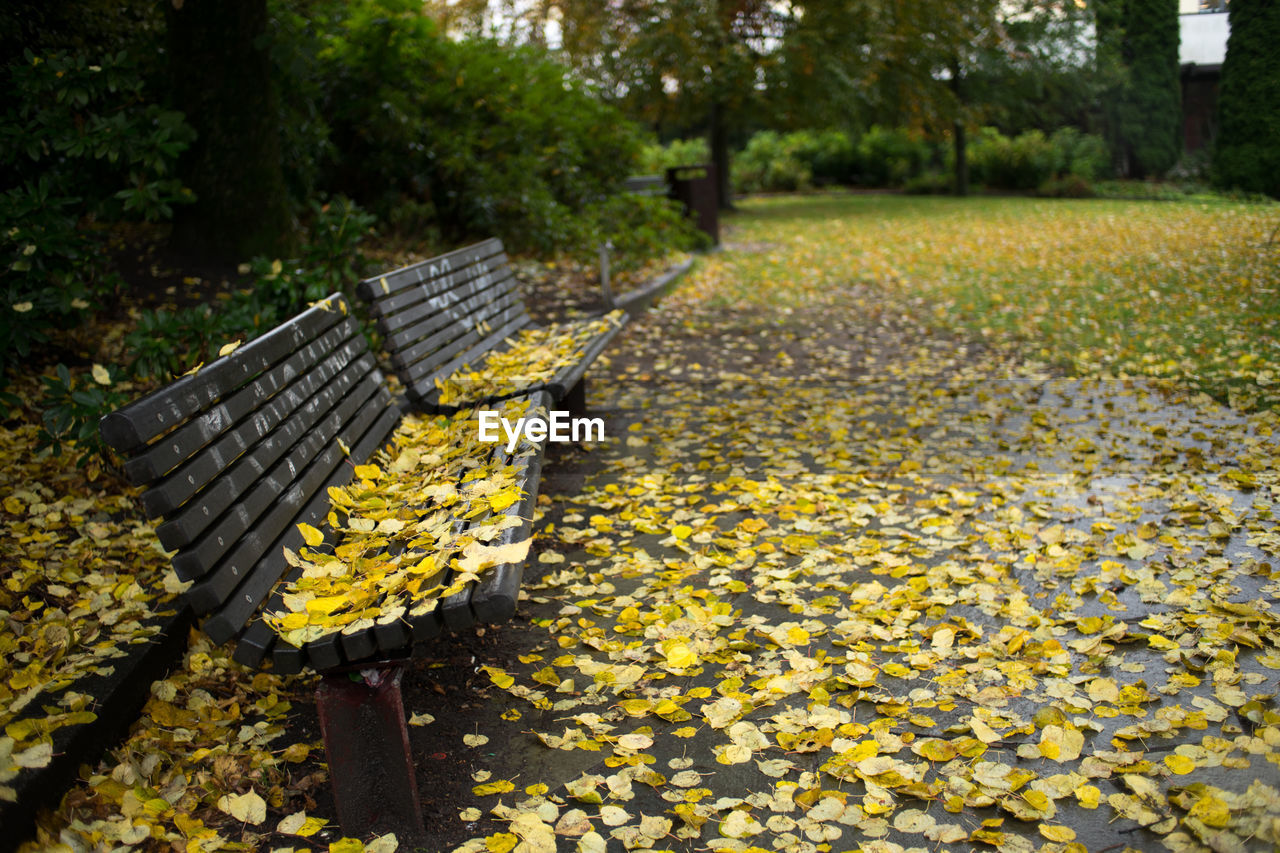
[637,138,712,175]
[0,49,193,383]
[1037,175,1096,198]
[1049,127,1111,182]
[733,132,813,193]
[568,194,709,273]
[234,195,377,331]
[314,0,644,254]
[37,363,129,464]
[965,127,1108,191]
[124,306,221,380]
[121,196,374,387]
[968,128,1056,190]
[856,126,930,188]
[903,171,953,195]
[732,129,861,194]
[796,130,859,186]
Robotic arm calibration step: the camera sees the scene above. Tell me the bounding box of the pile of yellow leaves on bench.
[436,309,624,406]
[263,398,538,649]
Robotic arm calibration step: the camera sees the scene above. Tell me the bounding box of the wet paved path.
[415,259,1280,853]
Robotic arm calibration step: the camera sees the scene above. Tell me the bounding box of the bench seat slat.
[173,370,385,586]
[372,616,412,654]
[202,396,401,644]
[468,390,549,622]
[471,437,546,622]
[542,317,626,399]
[306,633,343,671]
[192,384,389,624]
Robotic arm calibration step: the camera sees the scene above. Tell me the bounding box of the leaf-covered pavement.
[16,194,1280,852]
[444,196,1280,853]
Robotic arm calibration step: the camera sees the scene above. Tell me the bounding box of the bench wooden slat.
[395,301,531,385]
[387,292,528,380]
[124,319,360,489]
[152,345,374,546]
[182,373,387,603]
[376,262,517,345]
[369,253,512,335]
[170,368,384,584]
[542,318,625,399]
[357,238,504,302]
[372,616,412,655]
[383,269,522,354]
[101,299,348,454]
[340,624,378,662]
[203,396,401,645]
[471,440,545,622]
[407,311,535,406]
[307,632,344,671]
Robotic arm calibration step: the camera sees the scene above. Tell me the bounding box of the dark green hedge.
[1213,0,1280,198]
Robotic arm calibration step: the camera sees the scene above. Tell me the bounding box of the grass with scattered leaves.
[703,194,1280,409]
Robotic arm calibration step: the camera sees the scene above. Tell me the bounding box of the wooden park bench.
[97,291,599,846]
[357,237,626,415]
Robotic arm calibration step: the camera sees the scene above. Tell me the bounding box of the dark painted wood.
[406,313,535,407]
[357,238,503,302]
[153,349,375,547]
[383,270,522,353]
[394,302,530,383]
[125,320,361,488]
[471,447,545,622]
[101,298,347,454]
[369,253,512,334]
[174,373,385,589]
[359,238,627,415]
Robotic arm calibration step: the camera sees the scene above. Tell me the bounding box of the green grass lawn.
[701,193,1280,410]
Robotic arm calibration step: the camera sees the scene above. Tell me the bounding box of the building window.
[1199,0,1228,12]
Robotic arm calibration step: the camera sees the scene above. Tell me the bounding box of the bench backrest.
[99,295,401,665]
[356,238,534,407]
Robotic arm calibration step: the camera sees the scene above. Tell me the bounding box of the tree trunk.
[709,100,734,211]
[953,119,969,196]
[949,57,969,196]
[166,0,292,264]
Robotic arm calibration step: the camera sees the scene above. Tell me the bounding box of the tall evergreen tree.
[1097,0,1180,178]
[1213,0,1280,197]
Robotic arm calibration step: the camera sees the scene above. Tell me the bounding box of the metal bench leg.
[316,665,427,846]
[564,377,587,418]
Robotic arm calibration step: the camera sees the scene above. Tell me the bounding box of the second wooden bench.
[357,237,626,414]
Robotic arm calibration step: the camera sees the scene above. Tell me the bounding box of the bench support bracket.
[316,665,426,846]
